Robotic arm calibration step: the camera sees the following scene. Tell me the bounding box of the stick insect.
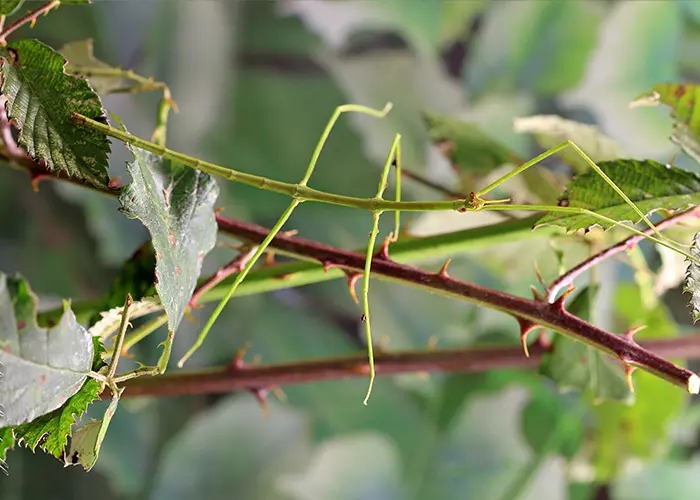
[75,104,699,404]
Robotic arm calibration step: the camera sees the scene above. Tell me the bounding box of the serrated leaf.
[540,286,634,403]
[685,232,700,321]
[514,115,624,173]
[0,39,111,187]
[119,147,219,333]
[537,159,700,231]
[0,272,94,426]
[0,377,101,462]
[60,39,126,95]
[0,0,23,16]
[422,110,517,175]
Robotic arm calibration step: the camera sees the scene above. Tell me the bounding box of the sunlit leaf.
[537,159,700,231]
[514,115,624,173]
[0,39,111,187]
[0,273,95,426]
[119,147,219,333]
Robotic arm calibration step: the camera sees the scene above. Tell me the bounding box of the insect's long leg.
[178,103,395,367]
[475,140,669,242]
[363,133,402,405]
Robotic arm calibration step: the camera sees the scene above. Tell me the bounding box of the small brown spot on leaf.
[176,266,182,275]
[17,321,25,330]
[169,232,176,248]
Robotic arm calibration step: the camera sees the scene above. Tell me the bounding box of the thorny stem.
[547,207,700,303]
[201,215,700,394]
[116,336,700,398]
[0,1,60,44]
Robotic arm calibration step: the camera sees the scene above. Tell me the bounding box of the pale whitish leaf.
[685,232,700,321]
[119,147,219,333]
[0,338,105,462]
[278,433,403,500]
[0,39,111,187]
[60,39,126,95]
[64,387,122,471]
[0,273,94,426]
[513,115,624,173]
[88,297,160,341]
[537,159,700,231]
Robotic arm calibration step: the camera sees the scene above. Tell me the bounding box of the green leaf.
[422,111,516,175]
[0,0,23,16]
[685,232,700,321]
[119,147,219,333]
[591,284,686,481]
[537,159,700,231]
[0,272,95,426]
[60,39,125,95]
[520,391,583,459]
[540,286,633,403]
[0,377,101,462]
[513,115,624,173]
[633,83,700,139]
[0,39,111,187]
[465,0,599,97]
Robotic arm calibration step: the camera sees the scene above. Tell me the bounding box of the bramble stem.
[0,0,60,44]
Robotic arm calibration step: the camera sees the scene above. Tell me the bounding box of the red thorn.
[252,388,269,416]
[281,229,299,238]
[517,318,539,358]
[230,342,252,370]
[534,263,546,289]
[438,258,452,278]
[214,207,225,215]
[345,272,362,304]
[322,261,340,273]
[375,235,393,260]
[30,172,50,192]
[624,325,646,342]
[552,285,575,311]
[264,252,276,267]
[620,358,636,392]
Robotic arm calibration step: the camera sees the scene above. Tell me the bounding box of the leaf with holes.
[633,83,700,138]
[0,273,95,427]
[514,115,624,173]
[119,147,219,333]
[0,337,105,463]
[0,39,111,187]
[536,159,700,231]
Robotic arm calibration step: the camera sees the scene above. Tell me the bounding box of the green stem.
[177,200,301,367]
[72,112,462,213]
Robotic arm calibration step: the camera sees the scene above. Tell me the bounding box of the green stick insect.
[74,104,698,404]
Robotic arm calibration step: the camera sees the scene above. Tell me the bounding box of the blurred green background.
[3,1,700,499]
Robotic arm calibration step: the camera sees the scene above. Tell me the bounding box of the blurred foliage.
[2,1,700,499]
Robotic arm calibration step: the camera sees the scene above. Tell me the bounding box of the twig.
[0,0,60,44]
[188,245,258,307]
[546,208,700,302]
[1,132,698,392]
[117,335,700,398]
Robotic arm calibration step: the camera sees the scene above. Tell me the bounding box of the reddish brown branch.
[214,214,700,393]
[119,336,700,397]
[547,208,700,302]
[0,0,60,43]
